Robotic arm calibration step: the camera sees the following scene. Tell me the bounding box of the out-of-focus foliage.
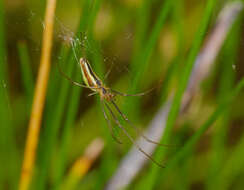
[1,0,244,189]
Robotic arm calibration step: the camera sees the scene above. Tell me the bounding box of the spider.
[58,57,169,168]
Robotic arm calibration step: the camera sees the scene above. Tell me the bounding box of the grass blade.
[17,41,34,102]
[124,0,172,117]
[156,77,244,181]
[0,0,17,189]
[33,0,101,189]
[33,1,104,189]
[206,19,241,189]
[139,0,217,189]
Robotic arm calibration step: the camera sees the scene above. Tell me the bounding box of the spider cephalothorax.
[99,87,116,101]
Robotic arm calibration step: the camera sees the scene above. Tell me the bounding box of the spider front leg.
[111,87,155,97]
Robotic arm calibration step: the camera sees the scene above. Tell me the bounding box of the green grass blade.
[139,0,217,189]
[54,67,82,189]
[0,0,7,81]
[1,0,244,189]
[207,20,241,190]
[130,0,172,83]
[32,0,102,189]
[34,56,75,190]
[124,0,172,117]
[0,0,19,189]
[155,77,244,182]
[17,41,34,103]
[51,1,104,189]
[45,45,69,111]
[159,0,184,106]
[131,0,151,66]
[214,127,244,189]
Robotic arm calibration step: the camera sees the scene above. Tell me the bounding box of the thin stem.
[19,0,57,190]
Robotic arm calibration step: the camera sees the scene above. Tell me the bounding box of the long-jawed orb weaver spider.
[58,57,169,168]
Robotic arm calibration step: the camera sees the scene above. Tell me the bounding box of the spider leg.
[110,87,155,97]
[103,60,115,81]
[101,100,123,144]
[104,102,165,168]
[57,61,98,90]
[87,91,98,97]
[110,100,176,148]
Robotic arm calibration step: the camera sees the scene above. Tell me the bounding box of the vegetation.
[0,0,244,189]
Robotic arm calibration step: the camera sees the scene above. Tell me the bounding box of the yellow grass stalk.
[61,138,104,190]
[19,0,57,190]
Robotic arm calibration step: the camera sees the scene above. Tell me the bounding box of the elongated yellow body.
[79,58,102,91]
[79,58,115,101]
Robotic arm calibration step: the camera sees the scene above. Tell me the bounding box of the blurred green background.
[1,0,244,189]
